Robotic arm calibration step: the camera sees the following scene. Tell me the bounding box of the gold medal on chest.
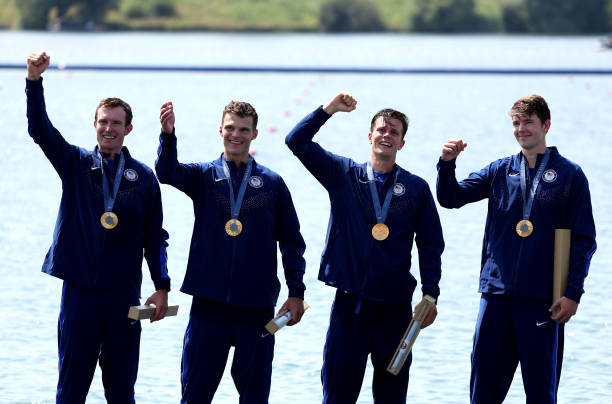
[371,223,389,241]
[516,219,533,237]
[225,219,243,236]
[101,212,118,229]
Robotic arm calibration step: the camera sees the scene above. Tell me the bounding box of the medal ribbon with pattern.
[99,150,125,230]
[367,162,400,241]
[516,148,550,237]
[222,156,253,236]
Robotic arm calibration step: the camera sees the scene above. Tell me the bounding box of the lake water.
[1,32,611,403]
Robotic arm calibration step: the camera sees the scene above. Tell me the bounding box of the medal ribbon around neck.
[222,156,253,236]
[517,148,550,237]
[367,162,400,241]
[99,150,125,229]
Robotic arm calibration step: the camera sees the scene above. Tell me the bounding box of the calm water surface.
[0,32,611,403]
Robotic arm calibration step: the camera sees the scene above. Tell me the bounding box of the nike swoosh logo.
[214,177,225,182]
[536,320,550,327]
[508,173,519,177]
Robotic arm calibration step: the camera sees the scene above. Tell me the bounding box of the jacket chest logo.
[393,183,405,196]
[249,176,263,188]
[124,169,139,181]
[542,169,557,183]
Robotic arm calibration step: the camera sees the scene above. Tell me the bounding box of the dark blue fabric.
[285,107,444,301]
[373,171,388,183]
[181,298,274,404]
[322,290,413,404]
[26,78,171,297]
[155,131,306,307]
[436,148,596,302]
[57,282,141,404]
[470,294,563,404]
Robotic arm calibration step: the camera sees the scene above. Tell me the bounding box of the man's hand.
[415,301,437,329]
[323,93,357,115]
[276,297,305,326]
[441,138,468,162]
[160,101,175,134]
[550,296,578,324]
[144,289,169,323]
[27,52,50,81]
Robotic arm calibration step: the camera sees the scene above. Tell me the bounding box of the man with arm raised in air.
[436,94,596,403]
[286,93,444,404]
[156,100,306,403]
[25,51,171,403]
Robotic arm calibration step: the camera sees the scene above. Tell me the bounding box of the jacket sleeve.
[564,168,597,302]
[414,182,445,300]
[155,130,202,198]
[143,174,171,291]
[26,78,78,177]
[275,178,306,299]
[285,106,349,190]
[436,157,491,208]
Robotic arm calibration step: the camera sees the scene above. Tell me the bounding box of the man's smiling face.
[368,116,405,159]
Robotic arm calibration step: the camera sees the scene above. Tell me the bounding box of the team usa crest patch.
[393,183,405,196]
[124,169,138,181]
[542,169,557,183]
[249,176,263,188]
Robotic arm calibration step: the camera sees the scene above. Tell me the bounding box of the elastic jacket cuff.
[154,279,171,292]
[436,157,456,170]
[564,285,583,303]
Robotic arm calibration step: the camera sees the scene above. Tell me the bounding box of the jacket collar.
[91,146,131,170]
[213,153,256,180]
[514,146,558,168]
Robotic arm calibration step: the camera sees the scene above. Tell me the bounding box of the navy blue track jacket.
[155,131,306,307]
[26,79,170,298]
[436,147,596,302]
[285,107,444,302]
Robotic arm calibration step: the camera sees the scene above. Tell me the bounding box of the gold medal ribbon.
[517,148,550,237]
[366,163,400,241]
[222,156,253,237]
[99,150,125,230]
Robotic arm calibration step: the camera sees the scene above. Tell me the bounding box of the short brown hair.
[222,101,258,130]
[95,98,133,127]
[509,95,550,123]
[370,109,409,138]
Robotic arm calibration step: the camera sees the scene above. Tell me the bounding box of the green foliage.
[14,0,55,29]
[152,0,177,17]
[376,0,417,31]
[0,0,17,28]
[524,0,610,33]
[320,0,385,32]
[501,0,611,33]
[121,0,148,18]
[6,0,612,32]
[65,0,118,25]
[501,2,528,32]
[14,0,118,29]
[121,0,176,19]
[412,0,494,32]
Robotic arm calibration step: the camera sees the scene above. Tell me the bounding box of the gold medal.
[516,219,533,237]
[371,223,389,241]
[225,219,243,236]
[101,212,118,229]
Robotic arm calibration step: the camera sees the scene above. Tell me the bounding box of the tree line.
[321,0,611,33]
[14,0,612,33]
